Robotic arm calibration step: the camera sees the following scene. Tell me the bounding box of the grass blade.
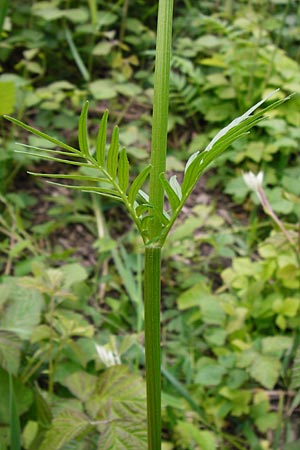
[4,116,80,153]
[9,374,21,450]
[128,164,151,206]
[106,125,119,178]
[78,101,90,156]
[65,27,90,82]
[96,110,108,166]
[118,147,130,192]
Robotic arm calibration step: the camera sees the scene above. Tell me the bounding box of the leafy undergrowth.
[1,0,300,449]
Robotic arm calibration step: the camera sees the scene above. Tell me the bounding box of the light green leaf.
[0,81,15,115]
[0,330,22,375]
[195,358,227,386]
[89,79,117,100]
[118,147,130,192]
[62,371,97,402]
[160,174,180,212]
[107,125,119,179]
[78,101,90,156]
[1,281,44,339]
[95,110,108,166]
[85,365,146,420]
[176,421,217,450]
[98,420,147,450]
[61,263,88,288]
[39,410,93,450]
[128,165,151,206]
[249,354,281,389]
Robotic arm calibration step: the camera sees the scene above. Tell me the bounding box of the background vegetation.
[0,0,300,449]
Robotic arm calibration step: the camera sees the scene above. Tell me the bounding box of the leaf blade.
[128,165,151,206]
[107,125,119,179]
[118,147,130,192]
[96,110,108,166]
[78,101,90,156]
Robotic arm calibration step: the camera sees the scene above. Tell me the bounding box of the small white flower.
[95,344,121,367]
[243,171,264,201]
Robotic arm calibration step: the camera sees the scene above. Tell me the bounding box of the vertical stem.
[149,0,174,240]
[144,1,173,448]
[144,246,161,450]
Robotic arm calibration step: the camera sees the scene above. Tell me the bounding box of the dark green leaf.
[118,147,130,192]
[78,101,90,156]
[96,110,108,166]
[107,125,119,178]
[9,375,21,450]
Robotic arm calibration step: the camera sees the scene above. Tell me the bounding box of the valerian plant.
[3,0,291,448]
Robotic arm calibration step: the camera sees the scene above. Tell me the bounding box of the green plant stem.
[143,1,173,448]
[144,246,161,450]
[149,0,174,241]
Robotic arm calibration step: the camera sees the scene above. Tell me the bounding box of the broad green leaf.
[195,359,227,386]
[62,371,97,402]
[1,281,44,339]
[39,410,93,450]
[244,353,281,389]
[95,110,108,166]
[128,165,151,206]
[4,116,80,154]
[85,365,146,420]
[176,421,217,450]
[78,101,90,155]
[118,147,130,192]
[107,126,119,178]
[61,263,88,288]
[0,81,15,115]
[98,420,147,450]
[159,173,180,212]
[0,330,22,375]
